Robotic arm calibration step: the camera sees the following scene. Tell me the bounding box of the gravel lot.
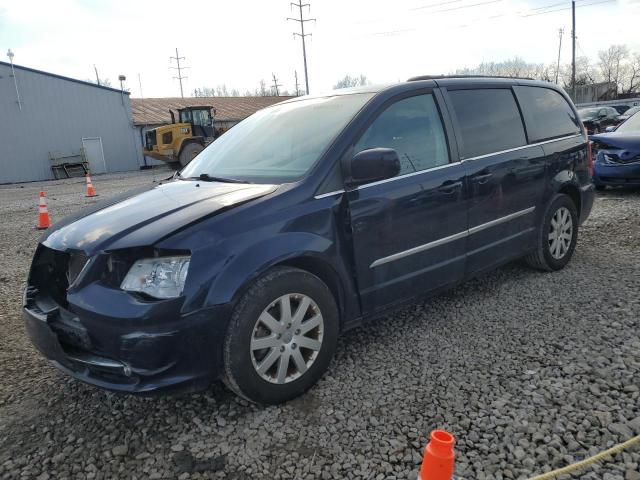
[0,169,639,480]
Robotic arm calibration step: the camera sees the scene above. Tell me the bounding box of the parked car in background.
[578,106,620,134]
[612,105,631,115]
[616,105,640,124]
[24,77,594,404]
[591,111,640,190]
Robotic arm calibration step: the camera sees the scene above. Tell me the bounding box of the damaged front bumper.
[23,248,228,394]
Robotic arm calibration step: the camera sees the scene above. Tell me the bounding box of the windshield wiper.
[193,173,249,183]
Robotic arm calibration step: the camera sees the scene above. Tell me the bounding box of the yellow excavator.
[143,106,217,167]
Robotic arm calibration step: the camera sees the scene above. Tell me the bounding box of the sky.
[1,0,639,98]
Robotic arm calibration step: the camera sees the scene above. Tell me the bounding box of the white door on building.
[82,137,107,174]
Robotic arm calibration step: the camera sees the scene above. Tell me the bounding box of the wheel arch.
[557,182,581,220]
[276,255,346,326]
[196,232,358,327]
[177,137,205,157]
[224,252,348,327]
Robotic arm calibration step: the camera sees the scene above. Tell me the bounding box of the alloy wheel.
[548,206,573,260]
[250,294,324,384]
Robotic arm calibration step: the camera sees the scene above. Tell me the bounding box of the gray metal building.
[0,61,142,184]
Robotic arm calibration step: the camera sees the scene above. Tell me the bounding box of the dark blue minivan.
[25,77,595,404]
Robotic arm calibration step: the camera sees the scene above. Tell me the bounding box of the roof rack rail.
[407,74,535,81]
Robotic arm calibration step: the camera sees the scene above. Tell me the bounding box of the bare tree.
[455,57,546,80]
[192,86,216,97]
[192,85,242,97]
[333,74,370,89]
[257,79,268,96]
[598,45,629,93]
[86,77,112,87]
[560,56,597,88]
[622,53,640,94]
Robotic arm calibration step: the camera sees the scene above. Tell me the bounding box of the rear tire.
[179,142,204,167]
[524,194,579,272]
[222,267,339,404]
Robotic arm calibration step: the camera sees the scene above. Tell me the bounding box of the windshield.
[179,110,192,123]
[180,93,374,184]
[617,111,640,133]
[578,108,599,119]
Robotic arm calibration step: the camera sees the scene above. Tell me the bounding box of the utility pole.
[571,0,576,100]
[294,70,300,96]
[271,73,282,96]
[94,65,101,86]
[555,28,563,84]
[169,48,188,98]
[288,1,315,95]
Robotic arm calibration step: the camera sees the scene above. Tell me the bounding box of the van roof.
[407,74,535,81]
[277,77,562,106]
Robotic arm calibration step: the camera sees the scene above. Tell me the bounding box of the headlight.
[120,256,190,299]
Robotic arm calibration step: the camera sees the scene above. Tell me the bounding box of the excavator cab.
[178,106,215,139]
[144,106,217,167]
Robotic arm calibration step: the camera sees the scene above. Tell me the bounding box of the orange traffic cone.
[37,191,51,230]
[85,173,97,197]
[419,430,455,480]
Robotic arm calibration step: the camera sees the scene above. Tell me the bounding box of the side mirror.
[346,148,401,186]
[605,126,616,133]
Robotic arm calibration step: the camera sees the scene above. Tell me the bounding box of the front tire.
[179,142,204,167]
[524,194,579,271]
[223,267,339,404]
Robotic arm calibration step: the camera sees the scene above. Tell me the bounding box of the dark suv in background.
[25,77,594,404]
[578,106,620,134]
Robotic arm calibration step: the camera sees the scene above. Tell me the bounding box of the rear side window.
[514,86,581,142]
[448,89,527,159]
[354,94,449,176]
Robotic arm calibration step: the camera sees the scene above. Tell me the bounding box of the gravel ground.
[0,170,639,480]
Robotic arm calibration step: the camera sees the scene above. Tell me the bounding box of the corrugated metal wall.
[0,63,142,184]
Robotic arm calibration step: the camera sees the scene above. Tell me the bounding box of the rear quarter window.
[447,88,527,159]
[514,86,581,142]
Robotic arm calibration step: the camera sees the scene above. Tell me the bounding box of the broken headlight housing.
[120,256,190,299]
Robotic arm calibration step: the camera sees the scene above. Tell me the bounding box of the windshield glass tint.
[617,112,640,133]
[181,93,374,183]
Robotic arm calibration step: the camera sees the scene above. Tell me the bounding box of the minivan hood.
[43,180,277,254]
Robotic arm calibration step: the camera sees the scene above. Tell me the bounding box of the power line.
[169,48,188,99]
[414,0,502,15]
[367,0,614,36]
[522,0,614,17]
[288,1,315,95]
[410,0,465,11]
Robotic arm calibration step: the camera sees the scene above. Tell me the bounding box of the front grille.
[604,154,640,165]
[30,246,71,307]
[29,247,90,307]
